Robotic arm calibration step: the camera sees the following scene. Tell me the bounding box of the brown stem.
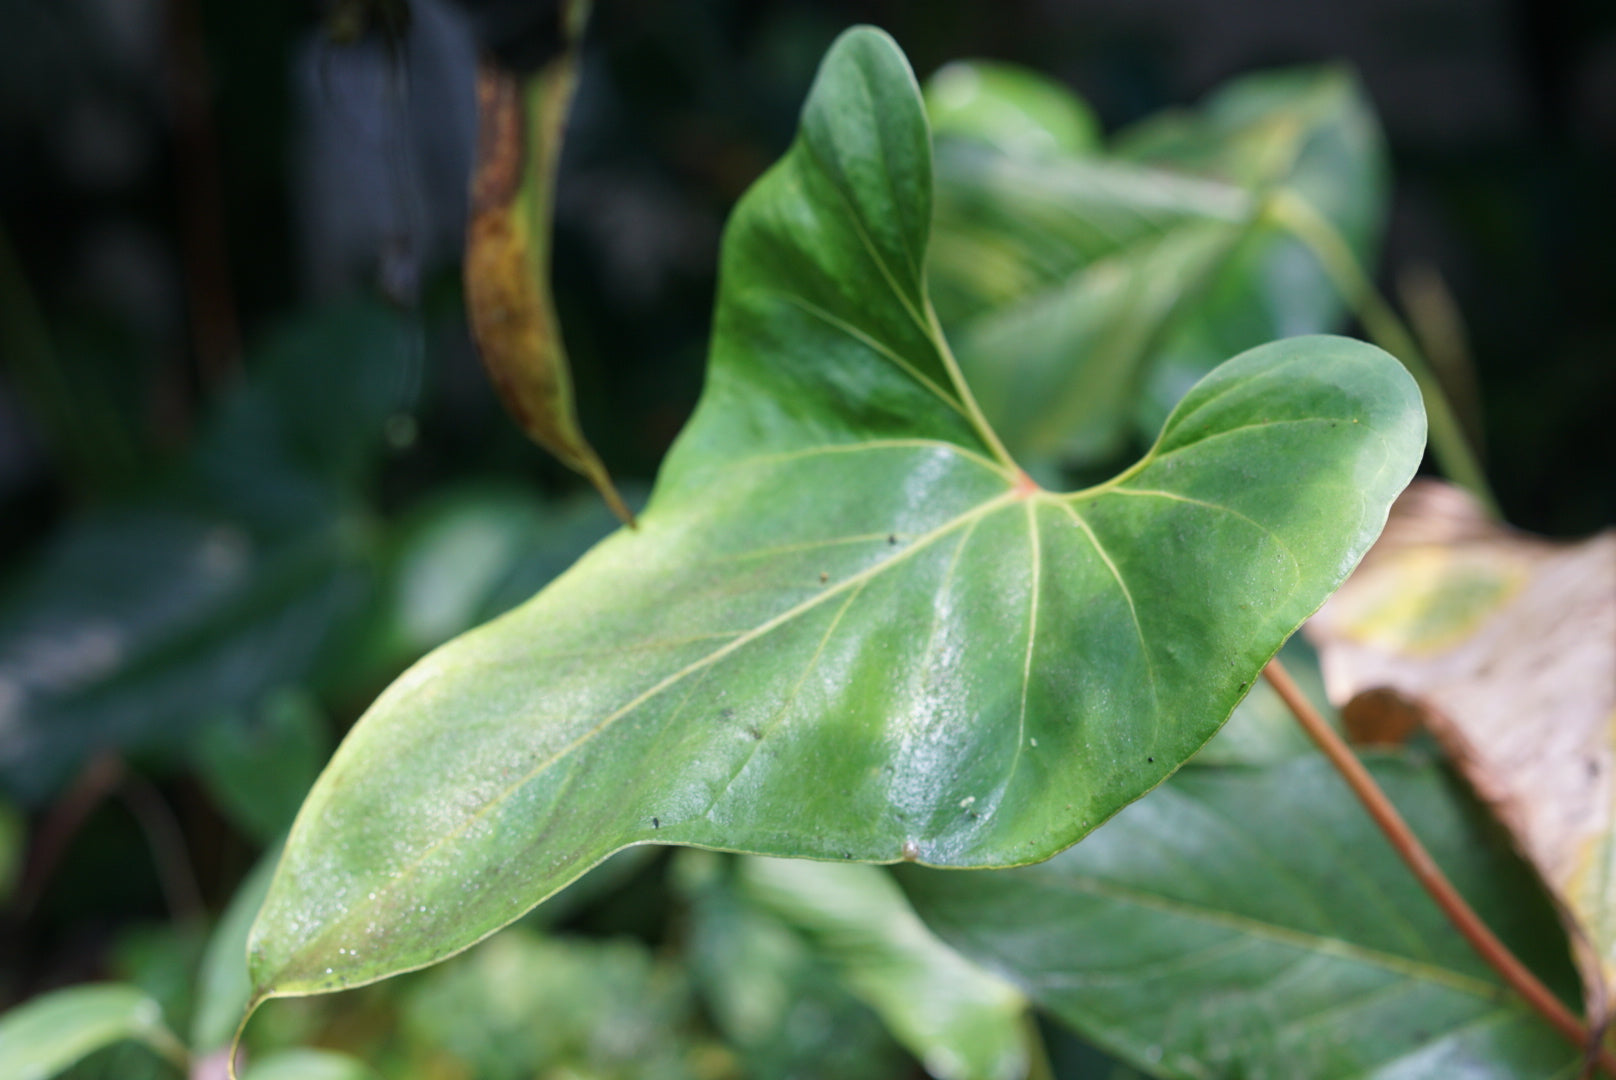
[13,755,124,917]
[13,755,204,925]
[167,0,241,383]
[1264,658,1615,1076]
[118,774,206,922]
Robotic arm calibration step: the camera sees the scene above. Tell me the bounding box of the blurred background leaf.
[899,754,1584,1078]
[926,61,1387,478]
[732,856,1030,1080]
[0,983,186,1080]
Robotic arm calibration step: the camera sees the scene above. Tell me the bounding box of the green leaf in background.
[1120,66,1388,439]
[0,985,187,1080]
[248,27,1423,1001]
[194,693,329,844]
[0,301,419,803]
[240,1048,380,1080]
[899,756,1581,1079]
[677,851,907,1080]
[926,61,1387,471]
[399,926,721,1080]
[925,61,1101,160]
[0,505,369,802]
[372,484,635,665]
[192,846,282,1054]
[733,856,1028,1080]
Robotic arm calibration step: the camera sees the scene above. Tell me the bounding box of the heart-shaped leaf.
[247,27,1423,1001]
[898,755,1581,1079]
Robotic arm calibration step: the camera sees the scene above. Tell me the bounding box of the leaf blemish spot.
[819,571,829,583]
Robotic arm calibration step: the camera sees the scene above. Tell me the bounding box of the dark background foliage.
[2,0,1612,551]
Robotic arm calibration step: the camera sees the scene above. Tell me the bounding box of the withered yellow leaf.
[1308,479,1616,1023]
[464,1,632,525]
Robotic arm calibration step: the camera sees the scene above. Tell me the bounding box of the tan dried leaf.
[1308,479,1616,1022]
[464,0,632,526]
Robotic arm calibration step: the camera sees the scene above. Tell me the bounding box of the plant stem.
[926,297,1020,475]
[119,774,206,923]
[1263,658,1614,1075]
[1266,191,1500,518]
[146,1024,192,1074]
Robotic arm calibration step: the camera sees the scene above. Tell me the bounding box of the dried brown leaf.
[1308,479,1616,1023]
[464,1,632,526]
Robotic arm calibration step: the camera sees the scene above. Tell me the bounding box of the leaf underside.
[249,27,1424,998]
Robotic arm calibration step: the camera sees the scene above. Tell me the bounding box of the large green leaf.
[0,985,185,1080]
[898,756,1581,1079]
[248,27,1423,1001]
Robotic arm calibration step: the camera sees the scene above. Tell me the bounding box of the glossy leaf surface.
[900,756,1580,1079]
[249,27,1423,1000]
[0,984,183,1080]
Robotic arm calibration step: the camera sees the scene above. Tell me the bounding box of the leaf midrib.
[270,478,1028,975]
